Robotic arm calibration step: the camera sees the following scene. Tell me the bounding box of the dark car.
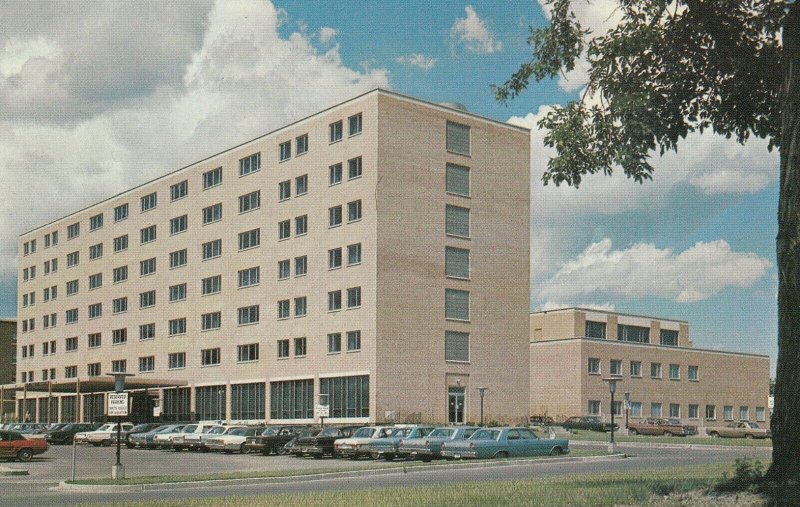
[292,426,361,458]
[529,416,555,426]
[245,426,314,455]
[122,423,162,448]
[45,423,101,445]
[561,416,618,432]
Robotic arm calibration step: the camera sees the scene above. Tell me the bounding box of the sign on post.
[314,404,329,418]
[107,392,129,417]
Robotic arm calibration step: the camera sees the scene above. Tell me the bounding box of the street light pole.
[602,377,620,454]
[624,392,630,431]
[477,387,488,426]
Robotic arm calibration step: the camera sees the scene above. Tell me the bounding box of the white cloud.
[319,27,338,44]
[539,301,617,312]
[450,5,502,54]
[396,53,437,70]
[539,239,771,303]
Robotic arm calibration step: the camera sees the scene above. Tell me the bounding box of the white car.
[205,426,263,453]
[85,422,134,446]
[197,425,229,452]
[334,427,394,459]
[172,423,219,451]
[153,424,186,449]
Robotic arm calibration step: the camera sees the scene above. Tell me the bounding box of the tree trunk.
[772,0,800,483]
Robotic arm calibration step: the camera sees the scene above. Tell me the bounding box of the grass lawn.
[560,429,772,447]
[69,449,606,486]
[86,461,745,507]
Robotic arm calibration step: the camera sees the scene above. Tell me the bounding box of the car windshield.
[155,426,174,433]
[224,427,245,434]
[586,417,600,422]
[60,424,75,431]
[228,428,248,436]
[96,424,113,431]
[352,428,375,438]
[207,426,226,434]
[261,428,279,436]
[319,428,340,437]
[749,423,760,429]
[183,425,197,433]
[391,428,412,438]
[429,428,455,438]
[471,429,501,440]
[667,419,680,425]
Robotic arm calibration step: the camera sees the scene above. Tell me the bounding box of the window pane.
[446,121,470,155]
[446,163,470,196]
[445,331,469,362]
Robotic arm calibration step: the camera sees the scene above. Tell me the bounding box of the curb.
[57,453,627,493]
[569,440,773,452]
[0,466,29,476]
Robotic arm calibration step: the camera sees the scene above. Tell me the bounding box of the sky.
[0,0,779,372]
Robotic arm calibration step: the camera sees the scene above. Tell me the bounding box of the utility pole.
[477,387,488,426]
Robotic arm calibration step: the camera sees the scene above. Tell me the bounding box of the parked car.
[398,426,480,461]
[561,416,617,432]
[85,422,135,446]
[441,427,569,459]
[6,423,49,438]
[198,425,229,452]
[368,426,435,461]
[45,423,101,445]
[292,426,361,458]
[0,430,49,462]
[334,426,394,459]
[529,416,556,426]
[706,421,771,439]
[153,424,187,449]
[627,418,697,437]
[206,426,265,453]
[172,423,218,451]
[127,424,170,449]
[123,423,162,448]
[245,426,312,455]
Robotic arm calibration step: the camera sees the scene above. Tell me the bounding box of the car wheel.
[125,443,134,449]
[200,446,209,453]
[91,442,101,447]
[313,453,323,459]
[421,457,432,463]
[224,450,232,454]
[629,429,638,436]
[370,452,381,460]
[709,432,720,438]
[745,434,754,440]
[549,446,563,456]
[663,431,673,437]
[17,448,33,462]
[494,451,509,459]
[240,443,247,454]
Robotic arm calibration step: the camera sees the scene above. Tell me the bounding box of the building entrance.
[448,386,465,424]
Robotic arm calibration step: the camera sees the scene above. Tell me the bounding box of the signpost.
[106,373,133,480]
[316,394,330,428]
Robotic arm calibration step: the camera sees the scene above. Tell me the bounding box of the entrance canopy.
[0,377,187,394]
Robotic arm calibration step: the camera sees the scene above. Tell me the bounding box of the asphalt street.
[0,443,772,506]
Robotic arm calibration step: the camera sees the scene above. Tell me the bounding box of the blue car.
[440,427,569,459]
[398,426,480,461]
[367,426,435,460]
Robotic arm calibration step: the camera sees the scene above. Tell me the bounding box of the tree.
[495,0,798,482]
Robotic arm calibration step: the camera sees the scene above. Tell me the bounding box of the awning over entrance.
[0,377,188,394]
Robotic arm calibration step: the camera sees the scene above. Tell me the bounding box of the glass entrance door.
[448,386,465,424]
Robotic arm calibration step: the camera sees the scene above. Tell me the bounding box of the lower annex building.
[10,89,531,426]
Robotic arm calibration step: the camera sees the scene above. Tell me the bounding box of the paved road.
[0,444,771,506]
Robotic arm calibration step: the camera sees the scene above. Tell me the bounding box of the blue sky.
[0,0,778,371]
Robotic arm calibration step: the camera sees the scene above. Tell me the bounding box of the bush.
[716,458,765,493]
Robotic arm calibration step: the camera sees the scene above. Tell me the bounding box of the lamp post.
[602,377,620,454]
[477,387,488,426]
[106,372,133,480]
[623,392,631,431]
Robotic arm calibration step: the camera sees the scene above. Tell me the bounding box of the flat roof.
[530,337,770,359]
[1,377,187,393]
[20,88,528,237]
[531,307,688,324]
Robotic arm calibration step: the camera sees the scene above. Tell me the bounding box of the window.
[347,243,362,265]
[88,363,101,377]
[445,205,470,237]
[651,402,663,417]
[140,225,156,244]
[239,152,261,175]
[52,259,58,272]
[296,174,308,195]
[29,266,36,279]
[169,318,187,336]
[201,275,221,295]
[202,203,222,224]
[65,365,77,378]
[660,329,679,346]
[669,403,680,418]
[347,200,362,222]
[169,249,187,269]
[329,205,343,227]
[630,401,643,417]
[724,405,734,421]
[168,352,186,370]
[296,134,308,155]
[588,357,601,375]
[88,272,102,290]
[66,337,78,352]
[618,324,650,343]
[613,400,623,416]
[706,405,717,420]
[111,359,127,373]
[113,265,128,283]
[88,333,101,348]
[51,231,58,245]
[610,359,622,376]
[669,364,680,380]
[114,203,128,222]
[444,288,469,320]
[279,180,291,200]
[239,228,260,250]
[295,297,307,317]
[349,113,362,136]
[67,251,80,267]
[203,167,222,189]
[112,297,127,314]
[278,259,290,279]
[112,328,127,345]
[169,283,187,302]
[141,192,157,212]
[238,343,259,362]
[329,120,343,143]
[202,239,222,259]
[139,290,156,308]
[446,121,470,155]
[140,257,156,276]
[113,235,128,252]
[319,375,369,418]
[279,140,291,161]
[585,321,606,339]
[88,303,102,319]
[66,280,79,295]
[277,299,290,319]
[328,248,342,269]
[139,356,155,372]
[238,266,260,288]
[445,331,470,362]
[689,404,699,419]
[739,406,749,421]
[294,255,307,276]
[277,220,291,240]
[238,305,260,325]
[756,407,766,422]
[67,222,80,240]
[201,348,221,366]
[329,163,343,185]
[170,180,188,201]
[446,163,470,196]
[327,333,342,353]
[347,330,361,351]
[270,378,313,418]
[170,215,188,235]
[328,290,342,311]
[139,323,155,341]
[688,365,699,381]
[347,286,362,308]
[294,337,307,356]
[239,190,260,213]
[277,339,290,359]
[445,246,469,278]
[295,214,308,235]
[588,400,601,415]
[89,213,103,231]
[650,362,662,379]
[630,360,642,377]
[348,156,362,179]
[201,311,221,330]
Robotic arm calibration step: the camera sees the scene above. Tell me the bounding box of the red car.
[0,430,49,462]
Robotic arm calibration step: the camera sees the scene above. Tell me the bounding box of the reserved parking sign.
[108,392,129,417]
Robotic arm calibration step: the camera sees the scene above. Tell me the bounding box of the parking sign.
[108,392,129,417]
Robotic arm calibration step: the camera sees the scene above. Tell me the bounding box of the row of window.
[585,320,680,346]
[587,400,767,422]
[588,358,699,381]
